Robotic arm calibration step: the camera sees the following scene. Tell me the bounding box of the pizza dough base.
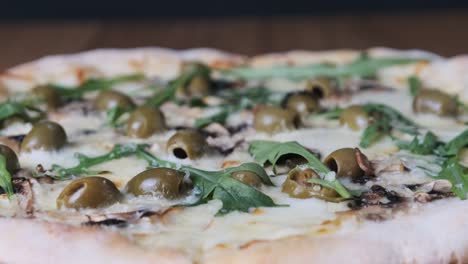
[1,47,468,264]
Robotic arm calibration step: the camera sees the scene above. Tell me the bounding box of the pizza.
[0,47,467,264]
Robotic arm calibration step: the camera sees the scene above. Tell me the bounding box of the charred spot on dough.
[83,219,128,228]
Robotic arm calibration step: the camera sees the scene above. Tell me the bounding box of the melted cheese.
[0,75,466,260]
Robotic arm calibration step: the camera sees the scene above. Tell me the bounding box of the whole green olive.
[126,106,166,138]
[57,176,122,209]
[231,170,262,187]
[177,62,211,98]
[306,78,334,99]
[167,130,207,160]
[94,90,135,111]
[284,93,320,115]
[281,168,339,201]
[412,89,458,117]
[323,148,364,179]
[0,145,20,174]
[32,85,61,110]
[339,105,369,131]
[253,106,299,133]
[21,121,67,152]
[126,168,184,199]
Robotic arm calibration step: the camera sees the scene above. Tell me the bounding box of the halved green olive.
[94,90,135,111]
[126,168,184,199]
[284,93,320,115]
[57,176,121,209]
[126,106,166,138]
[21,121,67,152]
[412,89,458,117]
[167,130,207,160]
[231,170,262,187]
[339,105,369,131]
[281,168,339,201]
[0,144,20,174]
[254,106,299,133]
[306,78,335,99]
[324,148,364,179]
[32,85,61,110]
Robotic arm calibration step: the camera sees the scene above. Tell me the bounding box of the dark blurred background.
[1,0,468,70]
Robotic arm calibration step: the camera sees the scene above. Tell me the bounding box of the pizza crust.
[204,198,468,264]
[1,47,468,263]
[0,218,191,264]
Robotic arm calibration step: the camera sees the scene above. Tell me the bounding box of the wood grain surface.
[1,10,468,70]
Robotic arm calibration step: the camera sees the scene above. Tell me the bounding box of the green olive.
[167,130,207,160]
[94,90,135,111]
[306,78,334,99]
[126,106,166,138]
[284,93,320,115]
[281,168,339,201]
[177,62,211,98]
[231,170,262,187]
[0,144,20,174]
[339,105,369,131]
[21,121,67,152]
[412,89,458,117]
[32,85,61,110]
[126,168,184,199]
[254,106,299,133]
[323,148,364,179]
[57,176,121,209]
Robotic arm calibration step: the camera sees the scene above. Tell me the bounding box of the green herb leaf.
[398,131,440,155]
[0,155,14,198]
[408,76,422,96]
[0,101,43,123]
[437,129,468,157]
[146,65,208,107]
[315,107,343,120]
[359,103,419,148]
[185,163,277,214]
[52,144,148,178]
[51,74,144,100]
[194,108,231,128]
[248,140,329,174]
[436,157,468,199]
[308,178,351,199]
[106,106,133,127]
[224,57,424,81]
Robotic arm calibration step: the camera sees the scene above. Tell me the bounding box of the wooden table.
[1,10,468,70]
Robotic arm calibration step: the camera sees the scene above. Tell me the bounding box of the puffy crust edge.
[203,199,468,264]
[0,218,192,264]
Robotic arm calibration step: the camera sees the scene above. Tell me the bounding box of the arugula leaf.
[407,76,422,96]
[185,163,277,214]
[51,74,144,100]
[436,157,468,199]
[437,129,468,157]
[194,108,231,128]
[224,57,424,81]
[52,144,148,177]
[248,140,351,199]
[398,131,440,155]
[314,107,343,120]
[308,178,352,199]
[0,101,43,123]
[0,155,14,198]
[106,106,133,127]
[359,103,419,148]
[146,65,209,107]
[249,140,329,174]
[194,87,281,128]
